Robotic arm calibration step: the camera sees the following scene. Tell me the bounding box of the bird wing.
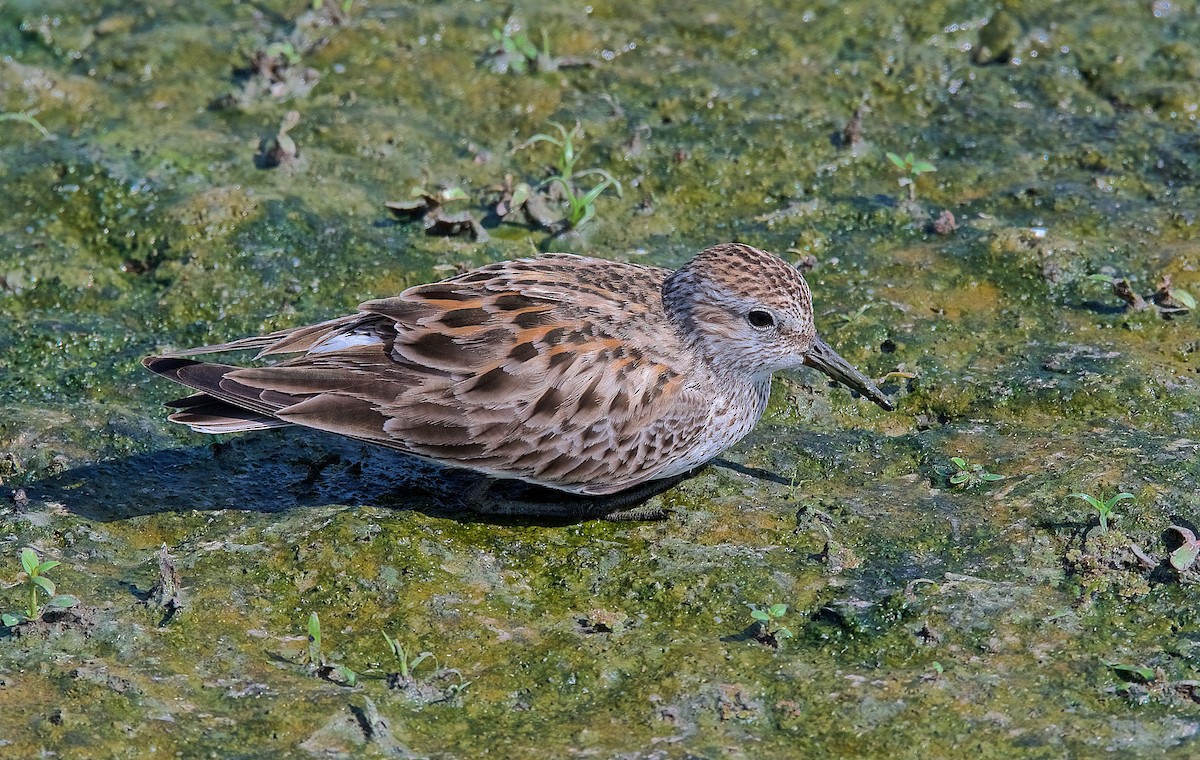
[152,255,709,494]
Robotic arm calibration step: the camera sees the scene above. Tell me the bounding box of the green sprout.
[947,457,1004,489]
[2,547,77,626]
[306,611,358,686]
[382,631,433,681]
[307,611,323,665]
[750,603,794,645]
[490,25,549,75]
[523,121,584,178]
[886,151,936,202]
[264,41,301,65]
[518,122,622,229]
[1071,491,1135,533]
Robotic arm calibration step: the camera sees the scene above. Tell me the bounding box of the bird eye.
[747,309,776,329]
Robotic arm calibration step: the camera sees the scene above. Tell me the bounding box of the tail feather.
[156,314,363,359]
[165,393,291,434]
[144,356,300,434]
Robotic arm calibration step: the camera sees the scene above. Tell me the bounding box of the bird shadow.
[21,429,728,526]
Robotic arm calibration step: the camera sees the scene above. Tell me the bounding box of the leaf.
[768,603,789,618]
[510,183,531,208]
[886,152,906,169]
[775,627,794,639]
[1168,525,1200,572]
[1107,492,1136,507]
[513,34,539,60]
[440,187,469,202]
[980,473,1005,482]
[1070,493,1103,510]
[46,594,77,609]
[382,631,399,657]
[950,457,967,468]
[37,560,61,574]
[1104,661,1155,683]
[410,652,432,672]
[20,548,38,575]
[1172,288,1197,309]
[307,612,322,664]
[750,609,770,622]
[1,612,23,626]
[32,575,55,597]
[911,161,937,174]
[1171,542,1200,573]
[334,664,358,686]
[949,472,968,484]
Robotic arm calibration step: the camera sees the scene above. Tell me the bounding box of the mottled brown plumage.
[144,243,893,495]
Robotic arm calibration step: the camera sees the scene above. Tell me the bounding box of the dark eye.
[747,309,776,329]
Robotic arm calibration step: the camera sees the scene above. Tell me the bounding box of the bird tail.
[142,356,294,434]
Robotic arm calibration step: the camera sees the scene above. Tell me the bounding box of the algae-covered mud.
[4,0,1200,756]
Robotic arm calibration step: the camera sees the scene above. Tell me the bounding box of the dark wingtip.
[143,355,199,376]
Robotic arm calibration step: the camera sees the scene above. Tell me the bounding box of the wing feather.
[147,254,713,494]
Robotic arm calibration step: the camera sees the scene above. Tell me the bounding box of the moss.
[5,0,1200,756]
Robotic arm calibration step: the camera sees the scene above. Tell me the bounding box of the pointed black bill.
[803,338,895,411]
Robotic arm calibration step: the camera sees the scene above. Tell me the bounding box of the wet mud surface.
[3,1,1200,756]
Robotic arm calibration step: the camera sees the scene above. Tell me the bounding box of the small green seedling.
[948,457,1004,489]
[264,41,301,65]
[831,303,879,330]
[490,25,549,75]
[307,611,323,665]
[551,172,623,228]
[2,547,77,626]
[521,121,584,178]
[306,612,357,685]
[382,631,433,680]
[1071,491,1135,533]
[750,603,794,645]
[518,122,622,229]
[886,151,936,202]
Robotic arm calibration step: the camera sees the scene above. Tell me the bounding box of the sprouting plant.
[750,603,794,644]
[831,303,879,330]
[490,24,549,75]
[886,151,936,202]
[947,456,1004,489]
[1071,491,1135,533]
[2,547,77,626]
[522,121,584,178]
[552,173,623,228]
[306,612,358,685]
[264,41,301,65]
[787,472,801,501]
[382,632,433,681]
[518,122,622,229]
[307,611,323,665]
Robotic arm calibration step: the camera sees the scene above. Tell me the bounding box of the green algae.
[4,0,1200,756]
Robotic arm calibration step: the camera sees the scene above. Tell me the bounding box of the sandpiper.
[144,243,893,498]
